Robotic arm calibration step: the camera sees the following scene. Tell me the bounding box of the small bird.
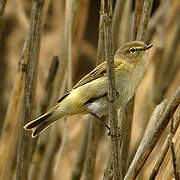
[24,41,153,138]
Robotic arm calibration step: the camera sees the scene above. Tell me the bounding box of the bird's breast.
[115,66,144,108]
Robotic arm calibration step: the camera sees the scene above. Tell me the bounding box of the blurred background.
[0,0,180,179]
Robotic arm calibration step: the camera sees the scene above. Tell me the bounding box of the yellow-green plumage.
[24,41,153,138]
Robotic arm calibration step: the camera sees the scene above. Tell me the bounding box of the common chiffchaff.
[24,41,153,137]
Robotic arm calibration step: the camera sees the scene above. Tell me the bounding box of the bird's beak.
[143,44,153,51]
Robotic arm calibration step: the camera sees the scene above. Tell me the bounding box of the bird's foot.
[107,92,119,102]
[107,127,121,138]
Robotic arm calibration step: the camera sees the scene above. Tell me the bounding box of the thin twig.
[16,0,45,179]
[102,0,120,179]
[124,85,180,180]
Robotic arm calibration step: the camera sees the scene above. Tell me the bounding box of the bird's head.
[115,41,153,65]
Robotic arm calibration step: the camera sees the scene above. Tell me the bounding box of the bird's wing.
[57,59,128,103]
[57,62,107,103]
[73,60,124,89]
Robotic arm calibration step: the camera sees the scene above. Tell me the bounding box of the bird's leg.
[107,92,119,102]
[90,113,121,138]
[90,113,112,134]
[105,92,121,137]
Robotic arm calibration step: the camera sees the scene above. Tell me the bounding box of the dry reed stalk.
[102,0,121,179]
[0,0,7,131]
[156,110,180,179]
[0,72,24,179]
[16,0,45,179]
[125,85,180,180]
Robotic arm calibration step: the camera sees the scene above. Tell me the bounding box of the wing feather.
[56,59,129,103]
[73,60,124,89]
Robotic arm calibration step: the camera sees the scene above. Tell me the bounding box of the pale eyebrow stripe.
[136,47,144,51]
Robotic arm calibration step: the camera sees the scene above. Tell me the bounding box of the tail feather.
[24,112,53,130]
[24,103,67,138]
[32,120,54,138]
[23,111,56,138]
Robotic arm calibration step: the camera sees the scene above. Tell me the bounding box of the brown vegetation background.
[0,0,180,180]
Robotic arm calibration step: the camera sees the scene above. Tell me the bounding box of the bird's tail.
[24,107,61,138]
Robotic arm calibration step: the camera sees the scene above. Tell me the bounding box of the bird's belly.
[86,81,137,117]
[87,99,108,117]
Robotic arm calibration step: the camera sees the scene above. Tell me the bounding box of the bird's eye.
[130,48,136,53]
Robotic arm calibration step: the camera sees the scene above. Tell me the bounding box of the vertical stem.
[0,73,24,180]
[0,0,7,131]
[16,0,44,179]
[136,0,154,41]
[133,0,144,40]
[102,0,120,179]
